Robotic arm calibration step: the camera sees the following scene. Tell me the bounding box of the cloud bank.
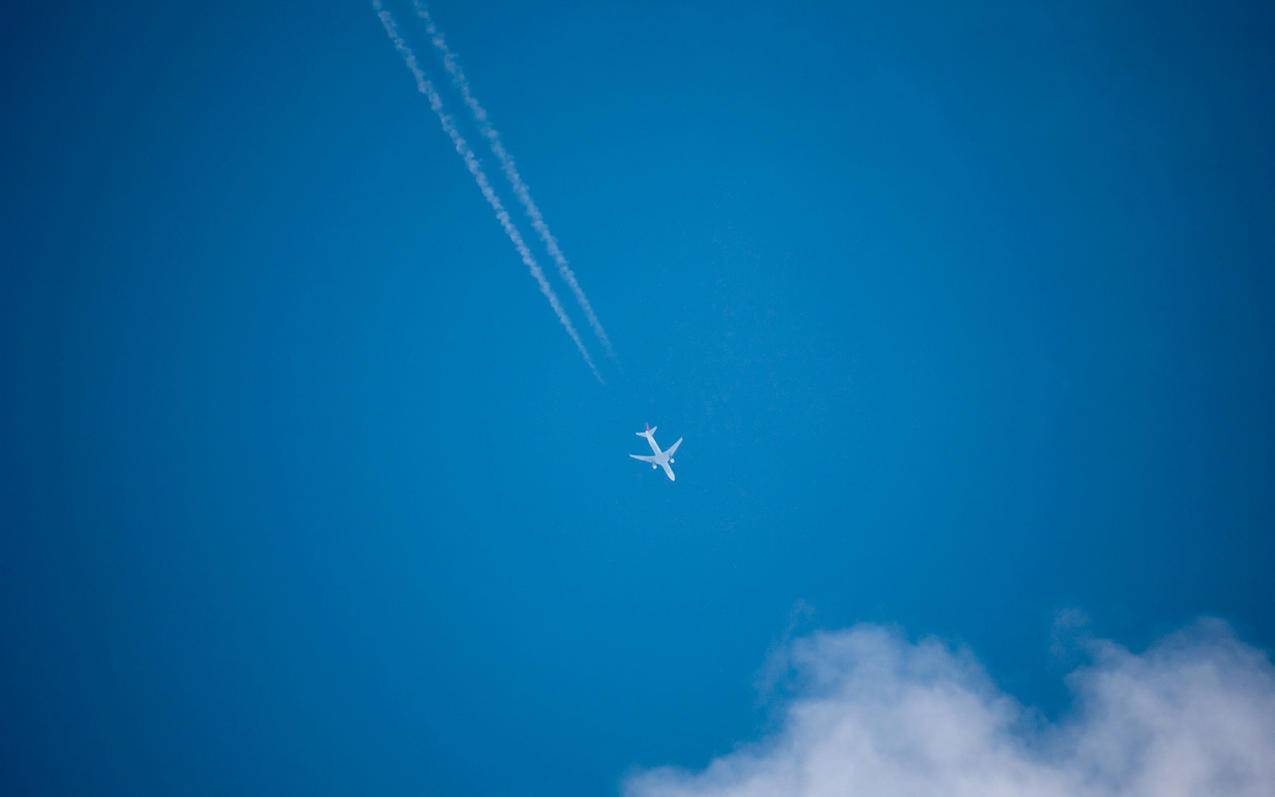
[626,621,1275,797]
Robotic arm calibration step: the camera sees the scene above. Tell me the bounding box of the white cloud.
[625,620,1275,797]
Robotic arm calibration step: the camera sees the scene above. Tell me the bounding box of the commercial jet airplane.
[630,423,682,481]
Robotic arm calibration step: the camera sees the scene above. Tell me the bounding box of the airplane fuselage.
[631,426,682,481]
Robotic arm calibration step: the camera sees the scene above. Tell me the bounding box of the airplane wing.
[664,437,683,458]
[629,454,657,463]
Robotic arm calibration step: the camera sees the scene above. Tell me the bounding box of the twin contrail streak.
[411,1,618,363]
[372,0,602,382]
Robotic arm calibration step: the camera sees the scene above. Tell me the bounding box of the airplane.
[630,423,682,481]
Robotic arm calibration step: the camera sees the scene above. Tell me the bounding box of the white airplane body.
[630,424,682,481]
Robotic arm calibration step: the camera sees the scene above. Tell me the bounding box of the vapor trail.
[412,1,618,363]
[372,1,602,382]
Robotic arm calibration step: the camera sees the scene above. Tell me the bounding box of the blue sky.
[4,1,1275,794]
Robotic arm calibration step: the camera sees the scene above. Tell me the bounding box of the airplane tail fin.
[637,424,656,437]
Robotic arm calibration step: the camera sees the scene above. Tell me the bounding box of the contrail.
[411,1,618,363]
[372,1,602,382]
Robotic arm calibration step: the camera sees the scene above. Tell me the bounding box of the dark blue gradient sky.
[4,2,1274,794]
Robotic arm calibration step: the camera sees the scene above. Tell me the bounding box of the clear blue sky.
[4,1,1274,794]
